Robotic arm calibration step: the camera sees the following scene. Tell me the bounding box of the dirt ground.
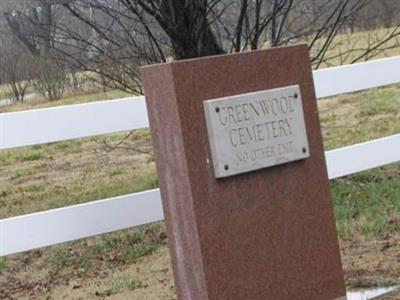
[45,233,400,299]
[2,86,400,298]
[382,293,400,300]
[341,235,400,288]
[46,246,176,300]
[1,231,400,299]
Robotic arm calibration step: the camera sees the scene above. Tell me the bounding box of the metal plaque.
[203,85,310,178]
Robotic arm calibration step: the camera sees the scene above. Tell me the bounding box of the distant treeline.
[0,0,400,91]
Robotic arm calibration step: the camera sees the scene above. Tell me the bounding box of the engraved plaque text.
[203,85,310,178]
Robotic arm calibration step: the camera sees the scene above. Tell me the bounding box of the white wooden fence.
[1,55,400,256]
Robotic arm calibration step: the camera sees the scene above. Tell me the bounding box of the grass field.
[0,129,155,219]
[1,30,400,298]
[1,83,400,299]
[309,27,400,67]
[0,89,131,113]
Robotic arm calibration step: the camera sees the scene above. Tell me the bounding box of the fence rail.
[1,56,400,256]
[313,55,400,98]
[3,56,400,151]
[0,97,148,150]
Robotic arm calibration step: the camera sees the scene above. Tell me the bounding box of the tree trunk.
[39,3,52,56]
[156,0,225,60]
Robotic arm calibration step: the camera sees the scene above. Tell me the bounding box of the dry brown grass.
[1,85,400,299]
[0,130,156,219]
[2,31,400,298]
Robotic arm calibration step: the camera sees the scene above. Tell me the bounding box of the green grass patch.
[135,173,158,190]
[0,188,11,198]
[24,184,47,193]
[10,171,22,180]
[358,89,400,117]
[0,257,6,274]
[108,167,127,177]
[331,165,400,239]
[10,169,38,181]
[52,142,70,151]
[46,223,166,278]
[317,84,400,240]
[320,86,400,150]
[16,150,44,162]
[95,277,138,297]
[0,147,45,166]
[123,244,157,264]
[51,250,72,269]
[51,140,83,155]
[0,130,156,219]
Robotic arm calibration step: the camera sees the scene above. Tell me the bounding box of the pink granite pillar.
[141,45,346,300]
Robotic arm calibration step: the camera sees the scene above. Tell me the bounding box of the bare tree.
[58,0,377,93]
[3,0,400,95]
[0,32,32,102]
[4,1,70,100]
[4,1,53,57]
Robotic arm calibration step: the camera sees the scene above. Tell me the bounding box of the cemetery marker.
[141,45,347,300]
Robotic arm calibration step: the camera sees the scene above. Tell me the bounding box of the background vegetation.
[1,0,400,299]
